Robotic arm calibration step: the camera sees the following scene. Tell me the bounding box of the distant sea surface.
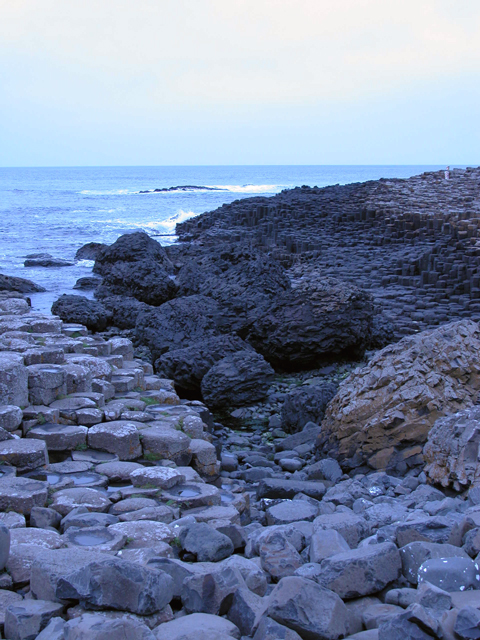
[0,165,450,312]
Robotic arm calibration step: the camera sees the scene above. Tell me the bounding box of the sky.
[0,0,479,166]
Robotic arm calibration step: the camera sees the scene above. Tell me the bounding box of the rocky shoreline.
[1,168,480,638]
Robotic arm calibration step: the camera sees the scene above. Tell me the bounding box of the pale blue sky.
[1,0,479,166]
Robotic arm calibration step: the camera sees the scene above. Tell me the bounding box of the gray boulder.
[75,242,107,261]
[253,617,303,640]
[281,383,338,433]
[56,557,174,614]
[180,523,234,562]
[399,541,470,585]
[62,613,155,640]
[201,350,274,408]
[51,295,111,332]
[4,599,64,640]
[267,576,348,640]
[248,276,374,368]
[316,542,402,599]
[0,273,45,293]
[417,556,480,592]
[155,334,252,392]
[155,612,240,640]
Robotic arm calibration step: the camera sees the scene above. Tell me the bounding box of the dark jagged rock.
[176,245,290,334]
[201,350,275,408]
[247,276,375,369]
[155,335,253,392]
[75,242,107,261]
[73,276,102,290]
[101,295,153,330]
[51,295,111,332]
[139,185,222,193]
[135,295,222,362]
[281,382,338,433]
[93,232,176,305]
[0,273,46,293]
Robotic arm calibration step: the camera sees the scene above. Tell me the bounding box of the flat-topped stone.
[27,423,87,451]
[0,438,48,470]
[130,466,186,489]
[88,421,142,460]
[51,488,112,516]
[108,520,174,547]
[0,352,28,406]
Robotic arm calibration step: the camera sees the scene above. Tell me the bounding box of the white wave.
[80,189,133,195]
[158,210,198,232]
[209,184,282,193]
[76,259,95,267]
[92,210,199,235]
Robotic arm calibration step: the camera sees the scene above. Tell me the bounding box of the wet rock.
[417,556,480,592]
[24,254,74,267]
[399,541,470,585]
[201,351,274,408]
[281,383,338,433]
[51,295,111,332]
[319,319,480,471]
[56,557,174,614]
[0,273,45,294]
[75,242,107,261]
[266,575,348,640]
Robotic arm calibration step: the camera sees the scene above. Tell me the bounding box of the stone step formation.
[0,299,480,638]
[178,167,480,340]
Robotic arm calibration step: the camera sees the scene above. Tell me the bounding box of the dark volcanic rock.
[281,382,338,433]
[176,245,290,334]
[24,253,74,267]
[201,350,275,408]
[73,276,102,290]
[101,295,153,330]
[135,295,222,361]
[75,242,107,261]
[0,273,46,293]
[155,334,253,392]
[51,295,111,331]
[247,276,375,369]
[93,232,176,305]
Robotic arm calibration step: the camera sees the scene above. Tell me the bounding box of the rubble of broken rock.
[0,302,480,639]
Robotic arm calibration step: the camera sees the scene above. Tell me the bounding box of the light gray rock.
[259,528,304,580]
[309,529,350,563]
[27,423,87,451]
[0,588,23,627]
[88,421,142,460]
[415,581,452,616]
[141,426,192,466]
[108,520,174,547]
[10,527,63,549]
[454,605,480,640]
[154,612,240,640]
[0,438,48,470]
[130,466,185,489]
[0,352,28,406]
[0,476,47,514]
[316,542,401,599]
[35,617,66,640]
[4,599,64,640]
[95,460,143,481]
[267,576,348,640]
[313,512,370,548]
[266,500,318,526]
[56,557,174,614]
[51,488,112,516]
[0,405,23,432]
[63,613,155,639]
[182,566,244,615]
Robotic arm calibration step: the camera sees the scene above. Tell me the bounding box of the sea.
[0,165,451,313]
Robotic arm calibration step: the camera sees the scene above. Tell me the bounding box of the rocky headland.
[0,168,480,638]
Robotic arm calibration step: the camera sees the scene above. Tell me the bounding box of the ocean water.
[0,165,448,312]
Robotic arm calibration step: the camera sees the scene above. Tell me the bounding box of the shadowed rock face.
[248,276,374,369]
[318,319,480,473]
[0,273,45,293]
[51,295,111,332]
[93,232,176,306]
